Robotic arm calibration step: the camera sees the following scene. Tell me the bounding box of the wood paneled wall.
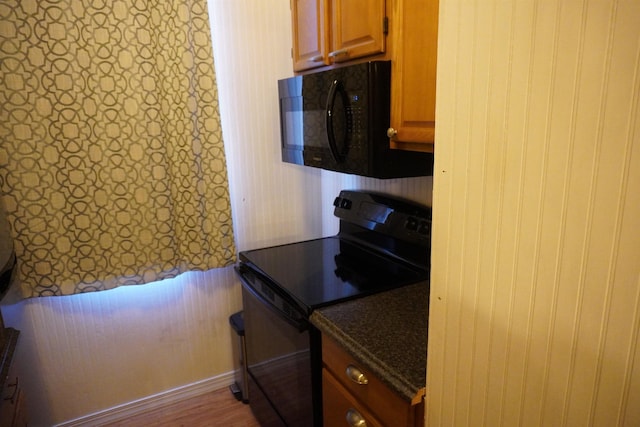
[428,0,640,425]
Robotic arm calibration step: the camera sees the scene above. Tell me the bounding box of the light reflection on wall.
[0,266,242,425]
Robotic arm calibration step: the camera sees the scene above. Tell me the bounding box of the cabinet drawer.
[322,336,412,427]
[323,368,384,427]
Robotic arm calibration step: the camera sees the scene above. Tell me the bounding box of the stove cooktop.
[239,235,427,313]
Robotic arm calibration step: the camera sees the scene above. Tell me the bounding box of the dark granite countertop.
[310,280,429,404]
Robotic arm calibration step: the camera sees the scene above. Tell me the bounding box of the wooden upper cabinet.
[388,0,439,152]
[290,0,439,153]
[291,0,386,72]
[291,0,328,71]
[330,0,386,64]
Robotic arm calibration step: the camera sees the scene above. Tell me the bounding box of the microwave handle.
[325,79,349,163]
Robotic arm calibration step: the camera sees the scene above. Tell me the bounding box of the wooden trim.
[56,372,236,427]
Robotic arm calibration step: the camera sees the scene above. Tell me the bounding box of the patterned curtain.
[0,1,236,298]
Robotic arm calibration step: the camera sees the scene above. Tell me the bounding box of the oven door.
[238,267,321,427]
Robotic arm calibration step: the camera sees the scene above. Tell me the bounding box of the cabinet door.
[292,0,329,71]
[389,0,439,152]
[323,369,385,427]
[12,389,27,427]
[0,377,25,427]
[323,335,414,427]
[330,0,386,63]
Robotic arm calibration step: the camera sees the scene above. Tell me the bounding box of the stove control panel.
[334,190,431,246]
[405,216,431,237]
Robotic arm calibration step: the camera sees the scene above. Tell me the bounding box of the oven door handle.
[238,270,308,333]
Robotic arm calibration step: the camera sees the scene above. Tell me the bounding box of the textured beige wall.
[428,0,640,425]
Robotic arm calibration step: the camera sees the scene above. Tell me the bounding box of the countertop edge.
[311,308,423,404]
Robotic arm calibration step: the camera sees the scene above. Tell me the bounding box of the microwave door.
[325,79,351,163]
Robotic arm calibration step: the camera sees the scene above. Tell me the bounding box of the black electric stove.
[235,190,431,427]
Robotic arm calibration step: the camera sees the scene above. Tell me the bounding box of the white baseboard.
[56,371,236,427]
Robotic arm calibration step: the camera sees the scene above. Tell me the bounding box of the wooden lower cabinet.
[322,335,424,427]
[0,376,27,427]
[0,326,26,427]
[323,369,385,427]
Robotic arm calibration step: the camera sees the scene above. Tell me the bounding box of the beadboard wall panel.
[2,268,244,426]
[208,0,434,246]
[209,0,325,250]
[428,0,640,426]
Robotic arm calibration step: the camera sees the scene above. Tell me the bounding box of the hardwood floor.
[102,387,261,427]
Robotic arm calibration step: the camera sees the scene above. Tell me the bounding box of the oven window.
[242,285,314,426]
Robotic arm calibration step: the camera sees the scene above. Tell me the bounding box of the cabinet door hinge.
[383,16,389,35]
[291,47,293,58]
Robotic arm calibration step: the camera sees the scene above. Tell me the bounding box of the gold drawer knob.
[346,408,368,427]
[346,364,369,385]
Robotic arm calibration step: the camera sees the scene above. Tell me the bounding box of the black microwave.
[278,61,433,179]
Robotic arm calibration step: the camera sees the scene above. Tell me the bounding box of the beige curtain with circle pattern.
[0,0,236,298]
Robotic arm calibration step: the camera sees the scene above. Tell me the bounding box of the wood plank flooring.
[102,387,260,427]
